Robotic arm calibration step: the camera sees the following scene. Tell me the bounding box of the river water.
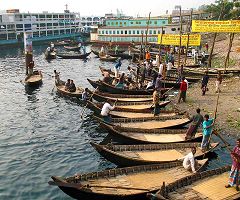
[0,45,235,200]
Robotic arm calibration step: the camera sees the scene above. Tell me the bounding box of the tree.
[199,0,240,20]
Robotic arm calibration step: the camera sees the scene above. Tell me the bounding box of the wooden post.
[158,26,164,63]
[224,33,235,71]
[207,0,225,70]
[177,6,182,69]
[145,12,151,47]
[141,31,144,60]
[184,9,193,67]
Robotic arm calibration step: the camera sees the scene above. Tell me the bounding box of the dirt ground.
[173,34,240,138]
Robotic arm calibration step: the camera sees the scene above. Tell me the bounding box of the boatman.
[182,147,198,173]
[100,99,117,123]
[82,88,89,101]
[185,108,204,140]
[201,114,214,151]
[28,61,34,75]
[53,70,61,85]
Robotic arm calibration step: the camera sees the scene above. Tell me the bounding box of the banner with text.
[157,34,201,46]
[192,20,240,33]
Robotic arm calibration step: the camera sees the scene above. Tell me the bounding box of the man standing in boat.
[201,114,214,151]
[100,99,116,123]
[226,138,240,191]
[28,61,34,75]
[177,77,188,103]
[153,88,161,116]
[185,108,204,140]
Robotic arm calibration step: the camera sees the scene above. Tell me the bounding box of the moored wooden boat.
[57,52,91,59]
[49,159,208,200]
[87,89,167,103]
[87,100,177,118]
[91,142,217,167]
[45,50,57,59]
[87,79,170,95]
[94,115,191,130]
[99,122,202,144]
[159,165,238,200]
[99,55,119,62]
[64,45,80,51]
[24,70,43,87]
[55,81,84,98]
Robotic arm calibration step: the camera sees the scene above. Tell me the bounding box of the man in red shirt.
[178,77,187,103]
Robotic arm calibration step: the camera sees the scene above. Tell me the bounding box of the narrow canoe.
[99,55,119,62]
[160,165,238,200]
[87,89,167,103]
[24,70,43,87]
[91,142,218,167]
[86,100,177,118]
[49,159,208,200]
[99,122,202,144]
[87,79,170,95]
[94,115,191,130]
[64,45,80,51]
[56,83,84,98]
[57,52,91,59]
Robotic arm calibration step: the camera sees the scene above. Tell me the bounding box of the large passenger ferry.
[0,8,82,46]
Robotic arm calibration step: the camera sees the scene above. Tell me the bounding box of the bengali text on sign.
[192,20,240,33]
[157,34,201,46]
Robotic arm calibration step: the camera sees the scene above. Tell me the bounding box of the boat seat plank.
[117,104,152,110]
[144,134,184,143]
[110,111,176,118]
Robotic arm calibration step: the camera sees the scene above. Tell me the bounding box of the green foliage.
[199,0,240,20]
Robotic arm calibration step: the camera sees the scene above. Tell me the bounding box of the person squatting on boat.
[201,114,214,151]
[182,147,198,173]
[100,99,116,123]
[185,108,204,140]
[225,138,240,191]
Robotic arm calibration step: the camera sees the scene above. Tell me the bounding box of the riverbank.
[173,75,240,137]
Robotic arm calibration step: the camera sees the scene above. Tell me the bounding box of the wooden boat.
[87,89,167,103]
[99,55,119,62]
[99,122,202,144]
[87,79,170,95]
[24,70,43,87]
[91,142,217,167]
[94,114,191,130]
[56,82,84,98]
[159,165,239,200]
[44,50,57,59]
[63,45,80,51]
[49,159,208,200]
[86,101,178,118]
[57,52,91,59]
[53,40,70,46]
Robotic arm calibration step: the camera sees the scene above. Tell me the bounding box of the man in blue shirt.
[201,114,214,151]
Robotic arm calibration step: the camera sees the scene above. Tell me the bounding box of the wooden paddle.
[48,181,150,191]
[80,87,99,119]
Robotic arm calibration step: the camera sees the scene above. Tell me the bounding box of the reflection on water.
[0,44,236,199]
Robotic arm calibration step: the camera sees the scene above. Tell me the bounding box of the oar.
[48,181,150,191]
[80,87,98,119]
[162,86,174,96]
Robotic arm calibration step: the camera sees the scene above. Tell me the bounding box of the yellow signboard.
[192,20,240,33]
[157,34,201,46]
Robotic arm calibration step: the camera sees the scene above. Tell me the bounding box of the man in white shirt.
[166,62,173,77]
[182,147,197,173]
[183,77,189,89]
[101,100,116,122]
[158,62,163,75]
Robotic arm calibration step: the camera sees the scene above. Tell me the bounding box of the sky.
[0,0,216,17]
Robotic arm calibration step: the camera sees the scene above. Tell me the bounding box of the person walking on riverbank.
[178,77,188,103]
[216,71,223,93]
[225,138,240,191]
[201,71,209,95]
[185,108,204,140]
[201,114,214,151]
